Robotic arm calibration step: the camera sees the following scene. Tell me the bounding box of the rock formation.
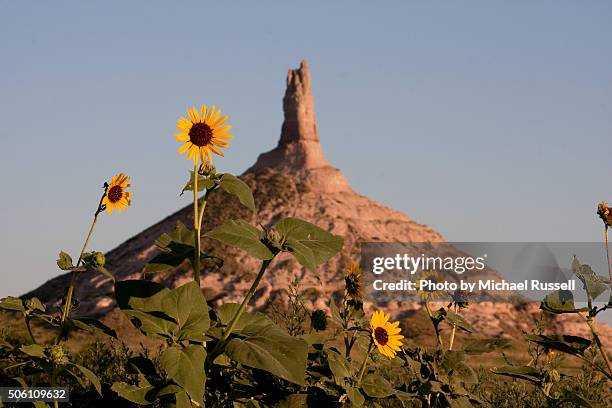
[25,61,611,346]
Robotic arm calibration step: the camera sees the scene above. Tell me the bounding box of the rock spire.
[248,61,350,191]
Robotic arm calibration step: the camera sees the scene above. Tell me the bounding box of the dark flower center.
[107,185,123,203]
[189,123,213,147]
[374,327,389,346]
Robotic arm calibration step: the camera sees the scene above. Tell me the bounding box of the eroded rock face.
[248,61,351,192]
[25,61,610,344]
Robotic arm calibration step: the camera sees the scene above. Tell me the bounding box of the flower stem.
[449,303,458,351]
[605,226,612,288]
[193,163,201,286]
[424,300,444,348]
[583,314,612,380]
[56,187,106,343]
[24,316,36,345]
[356,341,374,386]
[207,259,273,364]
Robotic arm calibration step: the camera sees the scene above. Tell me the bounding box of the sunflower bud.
[597,201,612,227]
[47,345,67,365]
[544,367,560,383]
[451,289,470,309]
[199,161,216,177]
[83,251,106,268]
[311,309,328,332]
[262,228,284,254]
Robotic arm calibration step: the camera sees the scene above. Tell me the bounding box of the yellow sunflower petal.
[175,133,189,142]
[177,143,191,154]
[213,115,228,127]
[200,104,208,122]
[209,145,224,156]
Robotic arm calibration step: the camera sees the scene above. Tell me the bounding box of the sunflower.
[102,173,132,214]
[345,261,363,302]
[175,105,233,165]
[416,271,446,300]
[370,310,403,358]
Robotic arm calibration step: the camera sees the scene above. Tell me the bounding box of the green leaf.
[219,173,256,212]
[116,280,210,341]
[57,251,74,270]
[146,222,199,273]
[277,394,308,408]
[0,296,25,312]
[68,363,102,395]
[71,318,117,339]
[361,373,394,398]
[111,381,155,405]
[463,338,512,354]
[159,281,210,341]
[115,280,167,310]
[541,290,585,314]
[225,323,308,385]
[216,303,274,334]
[181,171,206,195]
[95,266,114,281]
[205,220,274,260]
[491,366,541,384]
[175,391,192,408]
[275,218,343,270]
[20,344,45,357]
[160,345,206,406]
[572,256,609,300]
[25,297,45,312]
[524,334,591,357]
[327,349,352,378]
[444,310,473,333]
[346,387,365,406]
[115,280,176,339]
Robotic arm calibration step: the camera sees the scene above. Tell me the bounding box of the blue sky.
[1,1,612,296]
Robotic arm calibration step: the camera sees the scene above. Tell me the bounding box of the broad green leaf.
[275,218,343,270]
[159,281,210,341]
[444,310,473,333]
[346,387,365,407]
[277,394,308,408]
[205,220,274,260]
[115,280,176,338]
[160,345,206,406]
[0,296,25,312]
[57,251,74,270]
[394,391,420,407]
[68,363,102,395]
[361,373,394,398]
[71,318,117,339]
[146,222,202,273]
[216,303,274,333]
[181,171,206,194]
[219,173,256,212]
[572,256,609,301]
[20,344,45,357]
[115,280,167,310]
[327,349,352,378]
[175,391,192,408]
[111,381,155,405]
[540,290,585,314]
[123,310,176,340]
[225,323,308,385]
[463,338,511,354]
[491,366,540,384]
[524,334,591,357]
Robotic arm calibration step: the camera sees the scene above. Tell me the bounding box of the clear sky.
[1,1,612,297]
